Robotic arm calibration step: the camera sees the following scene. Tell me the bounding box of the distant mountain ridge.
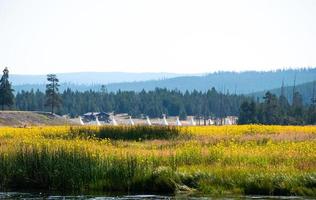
[11,72,194,85]
[12,68,316,96]
[105,68,316,94]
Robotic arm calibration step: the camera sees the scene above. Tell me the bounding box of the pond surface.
[0,192,312,200]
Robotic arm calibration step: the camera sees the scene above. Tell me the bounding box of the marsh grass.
[86,126,183,140]
[44,126,186,141]
[0,125,315,196]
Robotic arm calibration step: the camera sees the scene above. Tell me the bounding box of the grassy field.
[0,125,315,196]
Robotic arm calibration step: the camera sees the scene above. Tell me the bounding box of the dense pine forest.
[239,91,316,125]
[14,87,247,119]
[12,87,316,125]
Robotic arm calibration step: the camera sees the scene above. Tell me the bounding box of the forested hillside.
[13,68,316,96]
[105,68,316,94]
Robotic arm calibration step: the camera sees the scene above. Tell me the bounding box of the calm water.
[0,192,312,200]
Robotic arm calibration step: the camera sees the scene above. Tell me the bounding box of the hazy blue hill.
[105,68,316,93]
[13,83,98,93]
[11,72,190,85]
[12,68,316,97]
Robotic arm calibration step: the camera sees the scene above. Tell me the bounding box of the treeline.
[2,69,315,125]
[15,87,247,118]
[239,91,316,125]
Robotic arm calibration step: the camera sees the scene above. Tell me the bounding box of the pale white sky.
[0,0,315,75]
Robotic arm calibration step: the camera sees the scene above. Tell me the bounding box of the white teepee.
[209,119,215,125]
[95,116,101,126]
[175,116,182,126]
[79,116,84,125]
[224,117,232,125]
[146,116,152,126]
[111,115,118,126]
[161,114,168,126]
[128,116,135,126]
[189,116,196,126]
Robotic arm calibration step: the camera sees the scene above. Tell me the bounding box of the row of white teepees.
[79,115,197,126]
[161,115,196,126]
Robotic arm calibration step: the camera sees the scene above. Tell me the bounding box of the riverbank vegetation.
[0,125,315,196]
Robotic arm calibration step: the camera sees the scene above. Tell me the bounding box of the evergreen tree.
[262,92,280,124]
[45,74,61,114]
[179,107,187,120]
[306,105,316,124]
[308,82,316,124]
[279,90,290,124]
[238,101,257,124]
[290,91,304,124]
[0,67,14,110]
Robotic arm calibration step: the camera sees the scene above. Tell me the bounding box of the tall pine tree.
[45,74,61,114]
[0,67,14,110]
